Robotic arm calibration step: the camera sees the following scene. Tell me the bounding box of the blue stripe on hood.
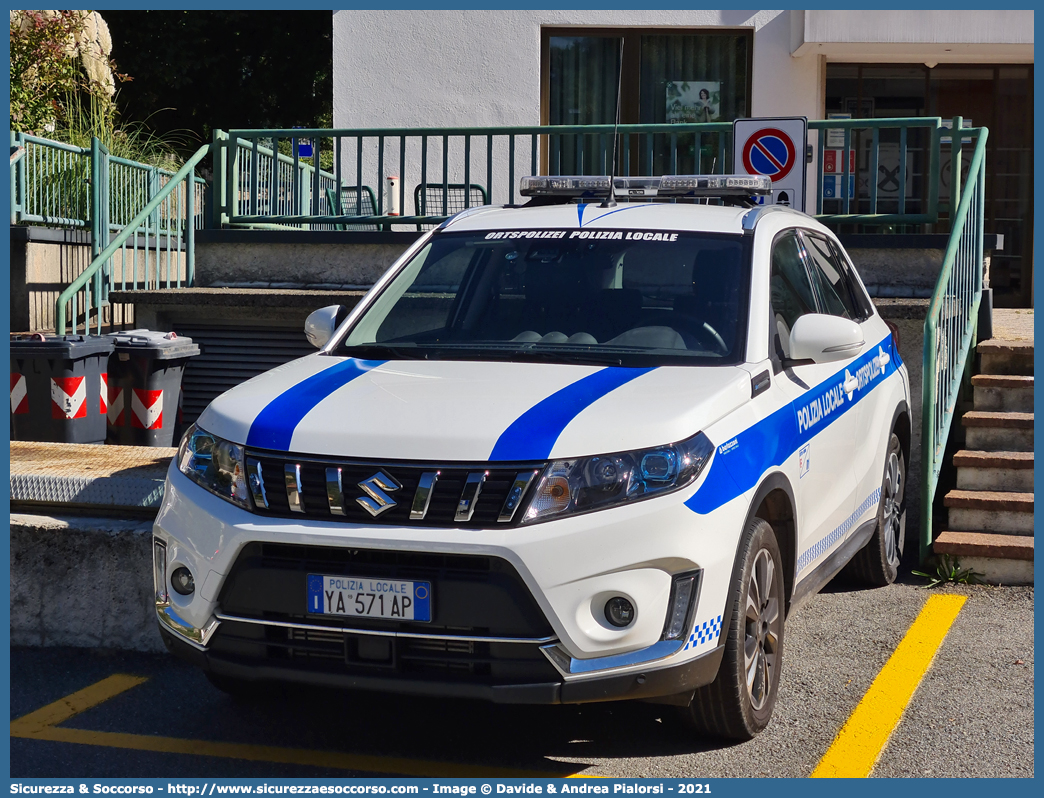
[246,359,386,451]
[489,367,656,461]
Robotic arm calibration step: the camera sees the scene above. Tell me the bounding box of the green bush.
[9,10,88,133]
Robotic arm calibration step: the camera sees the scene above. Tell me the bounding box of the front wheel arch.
[716,472,797,650]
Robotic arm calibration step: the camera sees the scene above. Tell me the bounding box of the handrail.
[55,142,211,335]
[228,123,735,137]
[229,118,935,137]
[217,117,952,230]
[919,125,989,561]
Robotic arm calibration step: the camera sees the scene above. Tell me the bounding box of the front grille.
[286,627,345,661]
[247,450,544,528]
[219,543,555,638]
[210,620,560,684]
[212,543,560,685]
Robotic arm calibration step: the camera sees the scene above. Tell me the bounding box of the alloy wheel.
[743,548,781,711]
[882,451,903,566]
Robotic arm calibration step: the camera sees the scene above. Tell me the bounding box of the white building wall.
[333,9,820,128]
[334,10,824,211]
[802,9,1033,46]
[331,9,1031,213]
[794,9,1033,63]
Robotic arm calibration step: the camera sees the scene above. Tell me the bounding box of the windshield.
[337,228,751,366]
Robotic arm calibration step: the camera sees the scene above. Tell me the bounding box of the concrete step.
[977,339,1033,376]
[10,441,175,515]
[944,488,1034,534]
[954,450,1034,491]
[934,530,1033,585]
[962,411,1034,452]
[971,374,1034,412]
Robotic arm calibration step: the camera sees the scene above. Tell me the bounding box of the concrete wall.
[11,513,163,652]
[195,240,401,288]
[10,229,188,332]
[874,299,929,534]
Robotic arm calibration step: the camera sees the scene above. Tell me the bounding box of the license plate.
[306,574,431,622]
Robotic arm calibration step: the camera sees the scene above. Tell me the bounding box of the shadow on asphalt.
[12,646,743,776]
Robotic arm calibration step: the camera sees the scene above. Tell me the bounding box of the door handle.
[876,346,891,371]
[843,373,859,395]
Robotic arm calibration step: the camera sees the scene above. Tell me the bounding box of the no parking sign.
[733,117,808,211]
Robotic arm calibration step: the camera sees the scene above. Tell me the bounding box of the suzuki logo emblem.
[356,471,402,516]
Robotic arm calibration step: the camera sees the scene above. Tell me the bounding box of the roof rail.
[741,204,810,231]
[438,204,502,230]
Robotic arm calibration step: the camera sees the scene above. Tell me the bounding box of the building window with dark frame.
[542,28,752,176]
[825,62,1033,307]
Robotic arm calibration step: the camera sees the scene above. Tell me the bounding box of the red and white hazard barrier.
[51,376,87,420]
[100,374,108,415]
[10,373,28,415]
[131,388,163,430]
[107,385,125,426]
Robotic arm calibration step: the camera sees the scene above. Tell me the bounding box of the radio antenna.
[599,37,625,209]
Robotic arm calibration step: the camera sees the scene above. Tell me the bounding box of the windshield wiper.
[339,343,629,367]
[338,344,435,361]
[504,349,624,367]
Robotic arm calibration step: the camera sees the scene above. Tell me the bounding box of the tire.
[676,517,785,740]
[843,432,905,586]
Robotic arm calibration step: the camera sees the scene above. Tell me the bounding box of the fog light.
[605,596,635,627]
[171,567,195,596]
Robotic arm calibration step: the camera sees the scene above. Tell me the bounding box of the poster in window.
[666,81,721,123]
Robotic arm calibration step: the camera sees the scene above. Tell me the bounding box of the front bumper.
[154,462,745,700]
[159,624,725,705]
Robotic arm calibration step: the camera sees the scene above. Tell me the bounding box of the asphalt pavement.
[10,567,1033,780]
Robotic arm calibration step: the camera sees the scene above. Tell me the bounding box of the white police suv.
[154,174,910,739]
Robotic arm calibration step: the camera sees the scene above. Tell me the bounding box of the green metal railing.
[213,118,967,230]
[11,131,207,334]
[214,123,734,228]
[920,120,988,561]
[54,142,211,335]
[813,116,942,224]
[10,132,91,227]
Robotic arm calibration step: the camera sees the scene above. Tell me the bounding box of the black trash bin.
[11,333,114,444]
[105,330,201,447]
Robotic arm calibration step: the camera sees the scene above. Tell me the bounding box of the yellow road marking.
[11,674,580,778]
[811,593,967,778]
[10,674,147,736]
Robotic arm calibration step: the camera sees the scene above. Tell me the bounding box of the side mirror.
[789,313,864,364]
[304,304,348,349]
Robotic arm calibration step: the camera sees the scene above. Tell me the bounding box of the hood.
[196,354,752,462]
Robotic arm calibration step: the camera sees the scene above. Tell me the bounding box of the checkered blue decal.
[683,614,723,653]
[796,487,881,573]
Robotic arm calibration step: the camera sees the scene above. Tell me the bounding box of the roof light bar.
[519,174,771,199]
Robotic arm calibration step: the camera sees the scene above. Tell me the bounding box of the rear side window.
[828,238,875,319]
[802,233,868,321]
[769,231,817,358]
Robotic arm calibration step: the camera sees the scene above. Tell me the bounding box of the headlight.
[177,424,250,509]
[521,432,714,524]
